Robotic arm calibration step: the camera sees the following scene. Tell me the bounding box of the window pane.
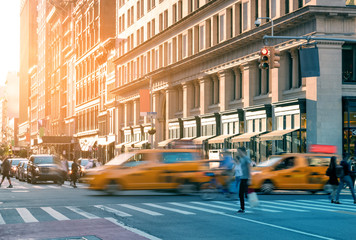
[342,47,354,83]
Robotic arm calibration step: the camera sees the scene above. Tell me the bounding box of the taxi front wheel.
[261,181,274,194]
[105,180,121,195]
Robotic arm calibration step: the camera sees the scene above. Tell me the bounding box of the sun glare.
[0,0,20,86]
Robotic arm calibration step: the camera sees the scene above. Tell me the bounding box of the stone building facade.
[113,0,356,161]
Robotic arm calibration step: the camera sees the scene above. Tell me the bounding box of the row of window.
[77,106,99,133]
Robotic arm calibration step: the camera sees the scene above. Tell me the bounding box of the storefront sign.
[308,144,337,154]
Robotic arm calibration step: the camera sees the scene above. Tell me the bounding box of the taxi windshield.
[256,156,282,167]
[105,153,135,166]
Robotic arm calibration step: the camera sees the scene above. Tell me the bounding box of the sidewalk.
[0,218,152,240]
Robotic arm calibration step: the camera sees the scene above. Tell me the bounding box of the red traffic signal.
[259,47,270,69]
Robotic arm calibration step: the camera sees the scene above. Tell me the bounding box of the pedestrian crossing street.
[0,198,356,225]
[0,181,87,191]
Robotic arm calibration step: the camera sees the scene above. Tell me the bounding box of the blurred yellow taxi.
[250,153,339,194]
[83,149,209,194]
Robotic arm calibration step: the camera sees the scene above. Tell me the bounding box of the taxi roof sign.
[308,144,337,154]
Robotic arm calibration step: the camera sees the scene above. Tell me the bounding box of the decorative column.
[182,82,193,118]
[212,75,219,105]
[194,80,200,108]
[124,102,129,128]
[241,63,256,108]
[199,76,211,115]
[165,88,176,139]
[218,69,233,111]
[153,91,162,147]
[290,49,299,88]
[133,99,139,126]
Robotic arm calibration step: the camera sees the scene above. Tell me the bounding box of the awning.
[259,129,299,141]
[134,140,149,148]
[193,135,214,145]
[125,141,140,148]
[115,142,128,149]
[79,138,97,151]
[158,139,177,147]
[208,135,234,144]
[98,138,115,146]
[231,132,261,143]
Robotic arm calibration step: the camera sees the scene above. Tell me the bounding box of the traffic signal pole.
[263,35,356,44]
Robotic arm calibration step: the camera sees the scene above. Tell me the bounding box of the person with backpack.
[0,157,13,188]
[334,156,356,204]
[326,156,339,203]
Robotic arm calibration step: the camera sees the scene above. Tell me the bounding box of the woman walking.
[326,156,339,203]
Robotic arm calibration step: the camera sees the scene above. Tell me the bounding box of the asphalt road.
[0,179,356,240]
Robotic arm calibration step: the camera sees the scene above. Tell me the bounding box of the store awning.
[115,142,128,149]
[134,140,149,148]
[259,129,299,141]
[193,135,215,145]
[158,139,177,147]
[208,135,234,144]
[125,141,140,148]
[231,132,261,143]
[98,138,115,146]
[79,138,97,151]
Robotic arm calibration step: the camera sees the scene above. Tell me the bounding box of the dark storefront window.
[343,98,356,157]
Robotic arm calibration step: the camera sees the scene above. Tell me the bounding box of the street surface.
[0,179,356,240]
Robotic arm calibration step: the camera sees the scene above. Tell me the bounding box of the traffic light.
[259,47,270,69]
[270,47,281,69]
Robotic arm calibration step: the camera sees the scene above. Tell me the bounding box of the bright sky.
[0,0,20,86]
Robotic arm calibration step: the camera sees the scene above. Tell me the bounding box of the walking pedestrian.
[0,157,13,188]
[71,159,79,188]
[326,156,339,203]
[334,156,356,204]
[236,147,251,213]
[234,156,242,197]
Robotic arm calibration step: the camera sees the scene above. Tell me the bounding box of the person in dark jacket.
[326,156,339,203]
[0,157,13,188]
[334,157,356,204]
[71,159,79,188]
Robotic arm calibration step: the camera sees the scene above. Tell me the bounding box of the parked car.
[82,149,209,195]
[9,158,27,177]
[18,161,29,181]
[78,158,97,177]
[250,153,340,194]
[27,154,64,184]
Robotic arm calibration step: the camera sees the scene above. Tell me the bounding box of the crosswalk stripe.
[276,201,335,212]
[191,201,250,212]
[61,185,72,189]
[212,201,272,213]
[0,213,5,224]
[16,208,39,223]
[143,203,195,215]
[65,206,99,219]
[118,204,163,216]
[47,186,61,189]
[41,207,70,221]
[13,185,28,189]
[296,200,356,212]
[169,202,222,214]
[32,186,44,189]
[94,205,132,217]
[258,201,309,212]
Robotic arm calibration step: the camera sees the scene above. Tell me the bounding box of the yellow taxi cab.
[250,153,339,194]
[82,149,209,195]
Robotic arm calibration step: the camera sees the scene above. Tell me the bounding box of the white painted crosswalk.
[0,198,355,225]
[0,181,87,191]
